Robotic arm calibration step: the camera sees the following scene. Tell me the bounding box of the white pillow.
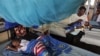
[49,23,66,37]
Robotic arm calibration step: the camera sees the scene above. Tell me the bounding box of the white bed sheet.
[59,45,100,56]
[81,29,100,46]
[49,22,67,37]
[1,41,99,56]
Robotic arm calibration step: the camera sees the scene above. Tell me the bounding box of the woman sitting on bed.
[65,6,88,44]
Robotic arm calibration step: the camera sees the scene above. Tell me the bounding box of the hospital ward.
[0,0,100,56]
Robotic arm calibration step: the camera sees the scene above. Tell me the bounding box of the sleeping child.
[4,38,49,56]
[3,34,72,56]
[6,39,29,52]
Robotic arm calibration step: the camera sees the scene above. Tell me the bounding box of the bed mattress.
[0,40,100,56]
[81,29,100,47]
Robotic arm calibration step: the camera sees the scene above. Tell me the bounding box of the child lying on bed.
[6,39,29,52]
[5,38,49,56]
[4,34,72,56]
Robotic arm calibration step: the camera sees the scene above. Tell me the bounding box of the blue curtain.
[0,0,85,27]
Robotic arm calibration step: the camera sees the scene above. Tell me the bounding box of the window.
[85,0,95,6]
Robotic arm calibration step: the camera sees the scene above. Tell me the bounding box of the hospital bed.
[0,35,100,56]
[50,24,100,47]
[0,22,99,56]
[1,14,99,56]
[81,29,100,47]
[48,21,100,54]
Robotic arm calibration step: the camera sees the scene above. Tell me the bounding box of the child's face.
[12,41,20,47]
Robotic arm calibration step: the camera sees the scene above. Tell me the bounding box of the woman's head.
[78,6,86,16]
[14,25,27,37]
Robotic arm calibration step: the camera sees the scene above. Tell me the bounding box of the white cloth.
[65,14,87,35]
[96,14,100,22]
[81,29,100,47]
[60,17,70,25]
[60,14,88,26]
[18,39,29,52]
[49,23,66,37]
[69,14,88,24]
[71,28,84,35]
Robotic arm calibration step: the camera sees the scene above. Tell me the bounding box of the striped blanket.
[25,35,72,56]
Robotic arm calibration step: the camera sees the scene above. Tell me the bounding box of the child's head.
[11,39,21,47]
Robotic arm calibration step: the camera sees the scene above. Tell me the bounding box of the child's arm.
[6,46,18,52]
